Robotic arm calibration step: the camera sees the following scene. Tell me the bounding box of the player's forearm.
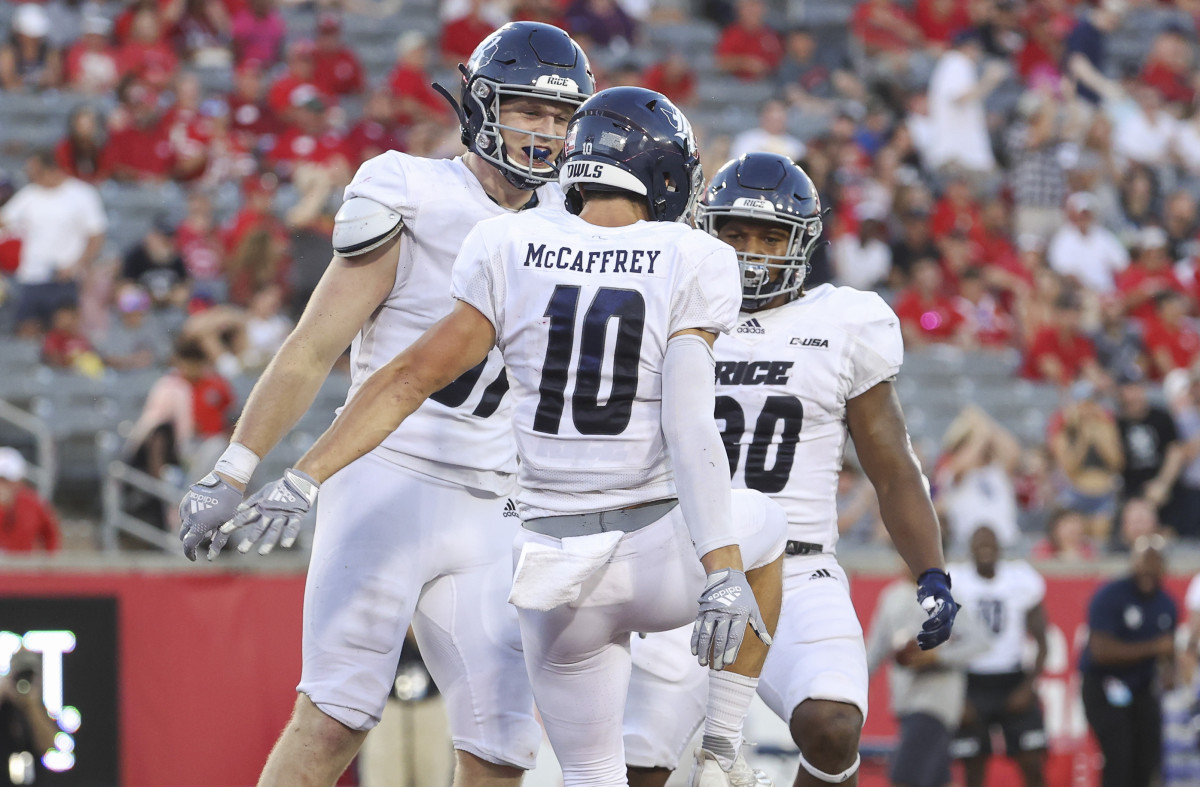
[294,356,436,483]
[230,336,343,461]
[1089,633,1167,665]
[700,544,745,574]
[876,464,945,575]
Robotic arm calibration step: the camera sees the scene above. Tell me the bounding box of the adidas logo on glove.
[709,586,742,607]
[189,495,220,514]
[267,487,298,504]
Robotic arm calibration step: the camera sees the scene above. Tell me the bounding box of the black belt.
[785,540,823,556]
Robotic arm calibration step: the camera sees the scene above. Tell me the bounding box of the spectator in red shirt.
[228,58,279,150]
[117,7,180,91]
[894,256,967,346]
[66,15,119,94]
[176,192,226,301]
[441,0,499,68]
[106,79,174,181]
[0,448,60,553]
[715,0,784,80]
[231,0,286,67]
[851,0,925,58]
[346,88,404,166]
[55,105,110,184]
[913,0,971,48]
[642,51,696,106]
[41,304,102,375]
[388,31,450,125]
[1115,226,1190,323]
[1139,28,1195,108]
[266,96,349,175]
[955,266,1015,348]
[930,174,984,243]
[1143,290,1200,379]
[312,13,364,98]
[267,39,325,118]
[1022,291,1105,387]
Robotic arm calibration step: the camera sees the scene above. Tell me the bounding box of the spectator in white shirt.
[1047,191,1129,294]
[926,31,1007,174]
[729,97,806,161]
[1113,85,1178,170]
[0,150,106,336]
[833,210,892,291]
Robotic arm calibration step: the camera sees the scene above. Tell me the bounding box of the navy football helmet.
[559,86,703,223]
[436,22,594,190]
[696,153,823,310]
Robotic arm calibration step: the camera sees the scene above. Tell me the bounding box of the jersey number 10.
[534,285,646,436]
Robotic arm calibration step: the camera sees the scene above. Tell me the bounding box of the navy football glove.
[915,568,957,650]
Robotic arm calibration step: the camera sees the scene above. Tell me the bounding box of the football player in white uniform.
[948,525,1048,787]
[218,87,788,787]
[176,22,595,787]
[622,153,957,787]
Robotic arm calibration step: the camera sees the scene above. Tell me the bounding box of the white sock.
[701,670,759,771]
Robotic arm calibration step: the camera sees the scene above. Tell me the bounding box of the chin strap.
[798,749,860,784]
[432,65,470,145]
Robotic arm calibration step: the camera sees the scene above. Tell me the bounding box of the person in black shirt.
[121,215,191,311]
[1079,534,1177,787]
[0,649,58,785]
[1115,366,1185,510]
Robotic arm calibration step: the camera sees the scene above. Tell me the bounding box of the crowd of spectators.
[0,0,1198,554]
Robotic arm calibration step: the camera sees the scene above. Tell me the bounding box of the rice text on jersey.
[522,242,661,274]
[715,360,793,386]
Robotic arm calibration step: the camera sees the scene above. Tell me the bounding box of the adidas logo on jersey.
[715,360,793,386]
[790,337,829,349]
[809,569,833,580]
[737,318,766,335]
[189,495,220,514]
[503,499,519,518]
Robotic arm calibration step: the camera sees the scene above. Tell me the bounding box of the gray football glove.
[179,473,244,562]
[219,469,319,556]
[691,568,772,671]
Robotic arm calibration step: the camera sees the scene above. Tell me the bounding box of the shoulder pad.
[332,197,403,257]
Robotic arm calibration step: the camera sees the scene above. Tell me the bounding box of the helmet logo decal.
[732,197,775,212]
[598,130,627,151]
[658,103,696,153]
[534,74,579,91]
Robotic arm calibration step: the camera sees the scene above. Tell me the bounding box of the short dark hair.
[173,337,209,364]
[30,149,58,170]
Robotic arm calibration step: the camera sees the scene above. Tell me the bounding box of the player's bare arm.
[847,380,956,649]
[295,301,496,484]
[228,238,403,479]
[846,381,944,574]
[177,236,403,560]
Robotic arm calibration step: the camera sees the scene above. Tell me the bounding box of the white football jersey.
[947,559,1046,674]
[715,284,903,552]
[451,210,741,519]
[339,152,568,493]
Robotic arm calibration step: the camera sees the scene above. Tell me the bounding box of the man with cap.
[1047,192,1129,294]
[1080,533,1177,787]
[0,448,60,553]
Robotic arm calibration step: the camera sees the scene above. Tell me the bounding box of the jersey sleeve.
[341,151,419,224]
[1019,561,1047,608]
[450,220,503,337]
[669,239,741,336]
[846,291,904,399]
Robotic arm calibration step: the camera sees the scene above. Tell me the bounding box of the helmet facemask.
[700,206,823,311]
[465,75,586,190]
